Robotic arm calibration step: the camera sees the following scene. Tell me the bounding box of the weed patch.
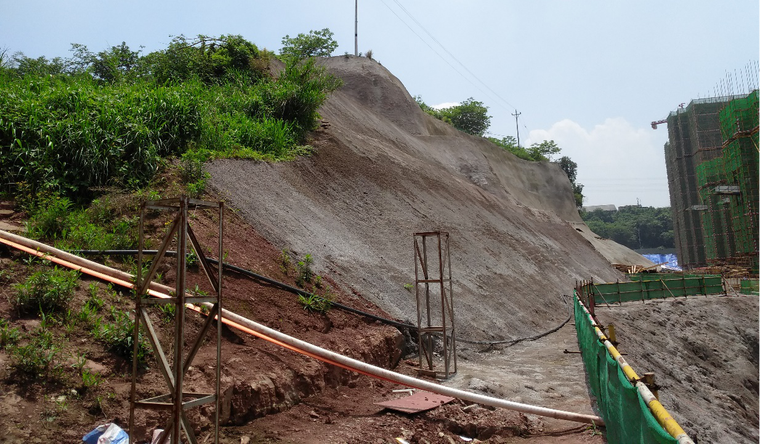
[11,266,80,315]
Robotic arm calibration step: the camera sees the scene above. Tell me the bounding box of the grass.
[7,317,63,380]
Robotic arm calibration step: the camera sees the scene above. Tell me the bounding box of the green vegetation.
[0,318,21,348]
[581,205,674,250]
[1,32,342,209]
[557,155,584,209]
[488,136,560,162]
[295,253,314,288]
[298,291,333,313]
[7,317,63,380]
[280,28,339,61]
[93,306,150,364]
[11,267,80,315]
[415,96,491,136]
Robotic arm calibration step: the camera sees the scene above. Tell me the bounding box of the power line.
[378,0,518,113]
[376,0,489,101]
[387,0,517,111]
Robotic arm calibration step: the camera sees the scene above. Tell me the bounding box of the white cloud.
[431,102,459,110]
[526,118,671,208]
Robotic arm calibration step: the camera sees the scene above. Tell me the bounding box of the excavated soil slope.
[595,295,759,443]
[208,56,646,342]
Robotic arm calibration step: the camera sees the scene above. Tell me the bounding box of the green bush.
[1,34,341,207]
[95,307,150,364]
[11,267,80,315]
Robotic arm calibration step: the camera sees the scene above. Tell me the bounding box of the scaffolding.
[665,89,759,272]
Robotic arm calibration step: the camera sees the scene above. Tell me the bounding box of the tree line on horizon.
[581,205,675,250]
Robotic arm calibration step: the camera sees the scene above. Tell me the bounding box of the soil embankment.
[208,56,645,342]
[595,295,759,444]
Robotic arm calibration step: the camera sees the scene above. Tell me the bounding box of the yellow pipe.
[637,383,690,442]
[577,295,694,444]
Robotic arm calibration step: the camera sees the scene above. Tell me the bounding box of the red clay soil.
[0,206,602,443]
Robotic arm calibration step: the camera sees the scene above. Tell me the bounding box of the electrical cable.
[377,0,518,113]
[70,249,575,348]
[388,0,517,111]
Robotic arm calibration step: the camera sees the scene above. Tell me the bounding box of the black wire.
[70,250,572,345]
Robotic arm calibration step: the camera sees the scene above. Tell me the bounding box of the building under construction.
[663,90,759,272]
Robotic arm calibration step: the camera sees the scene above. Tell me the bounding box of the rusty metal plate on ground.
[375,390,455,414]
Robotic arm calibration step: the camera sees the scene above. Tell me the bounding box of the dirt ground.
[594,295,759,443]
[207,56,640,344]
[0,205,603,443]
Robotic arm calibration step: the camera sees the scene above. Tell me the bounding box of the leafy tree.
[91,42,143,83]
[280,28,338,61]
[556,156,584,208]
[439,97,491,136]
[145,34,266,85]
[11,53,67,77]
[527,140,561,161]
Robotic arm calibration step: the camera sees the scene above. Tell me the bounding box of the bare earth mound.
[595,295,759,443]
[208,56,644,342]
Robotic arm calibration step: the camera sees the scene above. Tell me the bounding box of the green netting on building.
[718,90,759,271]
[574,296,677,444]
[719,90,759,140]
[584,275,723,304]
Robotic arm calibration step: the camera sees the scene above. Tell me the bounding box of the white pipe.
[218,307,604,425]
[0,229,603,426]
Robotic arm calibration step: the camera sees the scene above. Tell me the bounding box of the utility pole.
[512,109,521,147]
[354,0,358,56]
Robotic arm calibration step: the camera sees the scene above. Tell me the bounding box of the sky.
[2,1,758,208]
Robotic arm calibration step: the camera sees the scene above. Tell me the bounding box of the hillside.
[208,55,649,341]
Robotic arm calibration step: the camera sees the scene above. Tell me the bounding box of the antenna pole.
[512,110,522,147]
[355,0,358,56]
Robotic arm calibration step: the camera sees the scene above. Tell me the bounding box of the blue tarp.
[642,254,681,271]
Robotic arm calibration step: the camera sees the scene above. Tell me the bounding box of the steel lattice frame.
[413,231,456,379]
[129,197,224,444]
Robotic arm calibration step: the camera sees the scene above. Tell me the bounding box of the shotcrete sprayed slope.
[208,56,625,341]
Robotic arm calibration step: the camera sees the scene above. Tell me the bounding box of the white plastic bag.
[82,423,129,444]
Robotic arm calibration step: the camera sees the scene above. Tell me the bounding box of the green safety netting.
[740,279,759,295]
[574,295,677,444]
[588,275,722,304]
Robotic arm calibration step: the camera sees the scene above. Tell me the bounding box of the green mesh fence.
[582,275,723,304]
[740,279,759,295]
[574,295,677,444]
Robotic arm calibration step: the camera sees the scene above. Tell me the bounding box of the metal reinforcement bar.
[576,297,694,444]
[0,230,603,426]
